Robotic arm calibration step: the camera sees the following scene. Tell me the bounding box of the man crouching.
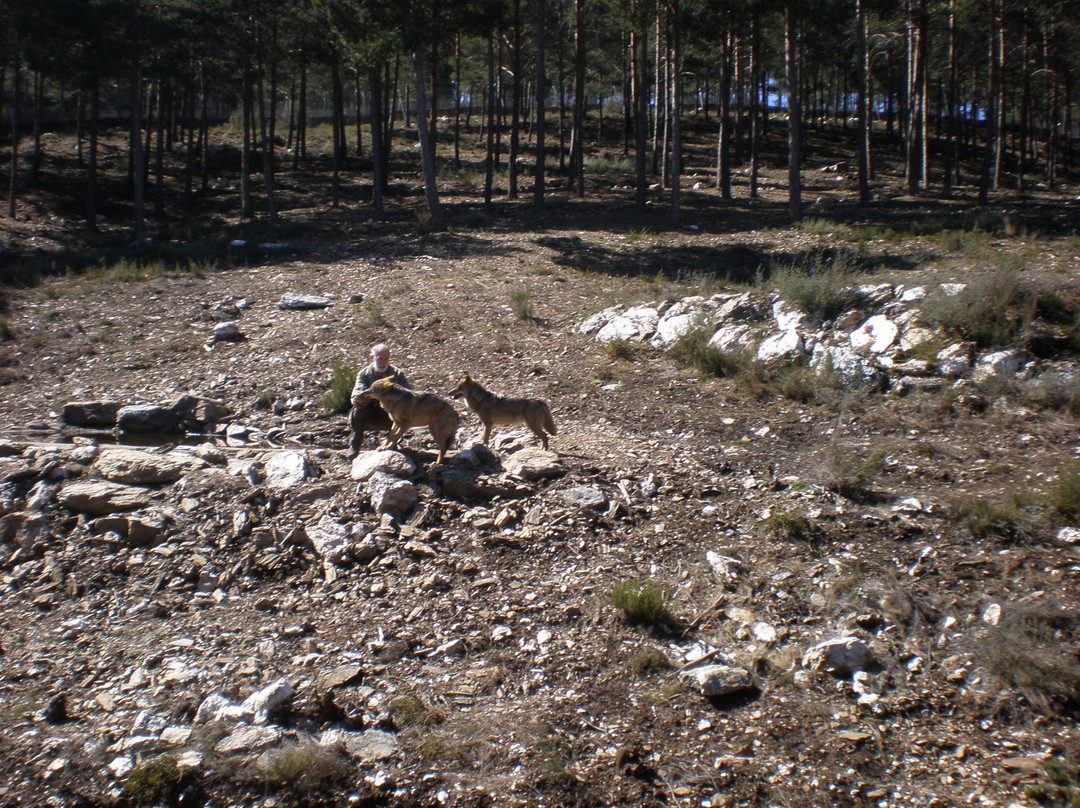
[348,343,410,457]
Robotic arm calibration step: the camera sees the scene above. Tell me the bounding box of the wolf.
[353,377,459,463]
[449,373,557,450]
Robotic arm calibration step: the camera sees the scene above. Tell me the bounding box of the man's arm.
[351,364,375,405]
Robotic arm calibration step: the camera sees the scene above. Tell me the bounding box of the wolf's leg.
[382,423,403,450]
[524,415,549,449]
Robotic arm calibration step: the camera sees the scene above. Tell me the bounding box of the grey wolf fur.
[353,377,459,463]
[449,373,556,450]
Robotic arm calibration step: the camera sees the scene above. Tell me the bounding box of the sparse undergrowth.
[953,494,1048,543]
[767,249,864,321]
[979,605,1080,716]
[322,357,358,414]
[609,578,674,627]
[0,125,1078,808]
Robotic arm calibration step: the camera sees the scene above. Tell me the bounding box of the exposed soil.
[1,128,1079,808]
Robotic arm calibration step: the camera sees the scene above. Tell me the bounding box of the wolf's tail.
[543,404,557,435]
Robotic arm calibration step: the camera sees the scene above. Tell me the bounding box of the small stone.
[681,664,756,698]
[1056,527,1080,546]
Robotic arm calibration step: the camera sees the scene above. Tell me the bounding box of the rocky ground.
[1,185,1080,808]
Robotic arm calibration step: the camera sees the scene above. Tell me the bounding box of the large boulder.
[365,471,418,517]
[596,306,659,343]
[263,451,310,490]
[305,518,352,564]
[709,324,757,353]
[61,401,122,428]
[95,448,193,485]
[59,480,151,515]
[850,315,899,355]
[681,664,757,698]
[802,636,875,677]
[503,447,565,480]
[350,450,416,481]
[279,293,332,310]
[116,405,181,434]
[757,329,804,363]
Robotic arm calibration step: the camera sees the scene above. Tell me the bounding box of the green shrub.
[583,153,634,174]
[388,694,445,729]
[510,286,534,321]
[917,269,1028,348]
[112,258,167,281]
[896,338,950,363]
[934,227,993,256]
[767,249,863,320]
[819,445,885,501]
[669,328,748,378]
[952,494,1046,543]
[263,742,351,793]
[978,606,1080,715]
[754,509,817,543]
[609,578,673,626]
[1024,757,1079,805]
[1048,461,1080,523]
[365,300,387,326]
[604,338,639,362]
[254,390,278,410]
[630,647,673,674]
[795,218,858,240]
[321,358,357,414]
[123,755,187,806]
[777,365,820,403]
[1018,371,1080,416]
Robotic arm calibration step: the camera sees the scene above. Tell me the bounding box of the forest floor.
[1,123,1080,807]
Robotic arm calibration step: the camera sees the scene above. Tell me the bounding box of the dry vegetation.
[1,119,1079,807]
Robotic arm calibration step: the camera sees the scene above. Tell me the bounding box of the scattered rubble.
[1,239,1078,808]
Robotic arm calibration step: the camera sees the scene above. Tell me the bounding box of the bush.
[388,694,445,729]
[934,227,993,257]
[604,338,639,362]
[669,328,748,378]
[767,249,863,320]
[321,357,357,414]
[630,647,673,674]
[510,286,534,321]
[1025,757,1080,805]
[123,755,188,806]
[365,300,387,326]
[917,269,1028,348]
[818,445,885,501]
[952,494,1046,543]
[1048,461,1080,523]
[978,605,1080,715]
[777,365,820,403]
[583,153,633,174]
[754,509,817,543]
[609,578,673,626]
[1018,371,1080,416]
[263,742,351,794]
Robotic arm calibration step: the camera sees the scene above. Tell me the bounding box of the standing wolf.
[449,373,557,450]
[353,378,459,463]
